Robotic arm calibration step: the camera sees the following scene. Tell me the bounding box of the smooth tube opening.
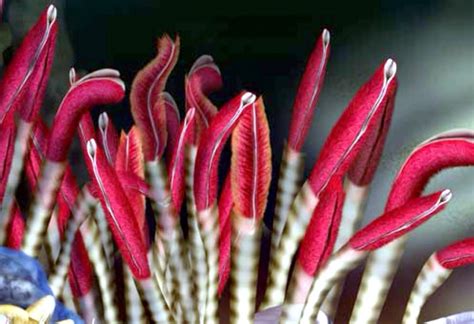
[241,92,257,106]
[384,58,397,81]
[322,29,330,48]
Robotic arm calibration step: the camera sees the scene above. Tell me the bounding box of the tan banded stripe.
[81,216,119,323]
[402,254,451,324]
[322,180,369,319]
[230,215,262,323]
[137,275,173,323]
[49,188,95,297]
[0,120,33,244]
[184,145,208,322]
[198,206,220,324]
[260,184,318,310]
[270,146,304,254]
[125,265,147,324]
[94,203,115,267]
[167,225,198,323]
[295,247,366,324]
[22,160,66,257]
[349,239,406,324]
[147,158,196,322]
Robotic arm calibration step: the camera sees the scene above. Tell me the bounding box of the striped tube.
[293,247,366,324]
[147,159,196,321]
[322,180,369,318]
[22,160,66,257]
[78,290,100,324]
[0,120,32,244]
[167,225,198,322]
[260,183,318,310]
[81,216,119,323]
[49,189,95,297]
[185,145,208,322]
[197,205,220,324]
[148,244,170,306]
[286,263,315,305]
[47,212,61,260]
[230,215,262,323]
[270,145,304,254]
[138,276,173,323]
[124,265,147,324]
[146,159,173,263]
[402,254,451,324]
[94,203,115,267]
[62,283,78,314]
[349,239,405,324]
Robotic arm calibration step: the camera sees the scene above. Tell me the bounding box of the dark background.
[4,0,473,323]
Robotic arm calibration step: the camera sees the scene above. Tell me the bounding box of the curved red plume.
[98,112,119,165]
[288,29,330,151]
[86,139,150,279]
[194,91,257,212]
[307,59,397,196]
[185,55,223,140]
[297,176,345,276]
[436,237,474,270]
[47,69,125,162]
[218,174,233,295]
[386,130,474,211]
[230,97,272,219]
[349,190,452,251]
[131,35,180,161]
[0,5,57,122]
[168,108,196,213]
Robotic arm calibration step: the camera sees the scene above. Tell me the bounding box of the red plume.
[5,203,25,249]
[86,139,150,279]
[116,127,148,241]
[161,92,180,160]
[308,59,398,196]
[47,69,125,162]
[194,91,257,212]
[0,117,15,200]
[0,5,57,122]
[98,112,119,165]
[435,237,474,270]
[230,97,272,219]
[386,130,474,211]
[349,190,452,251]
[297,176,345,276]
[288,29,330,151]
[168,108,196,212]
[131,35,180,161]
[185,55,223,140]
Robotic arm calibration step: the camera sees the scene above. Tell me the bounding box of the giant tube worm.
[402,237,474,324]
[280,189,452,323]
[351,129,474,324]
[0,5,57,243]
[261,58,398,310]
[270,29,330,257]
[229,97,272,322]
[21,69,125,257]
[193,91,257,322]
